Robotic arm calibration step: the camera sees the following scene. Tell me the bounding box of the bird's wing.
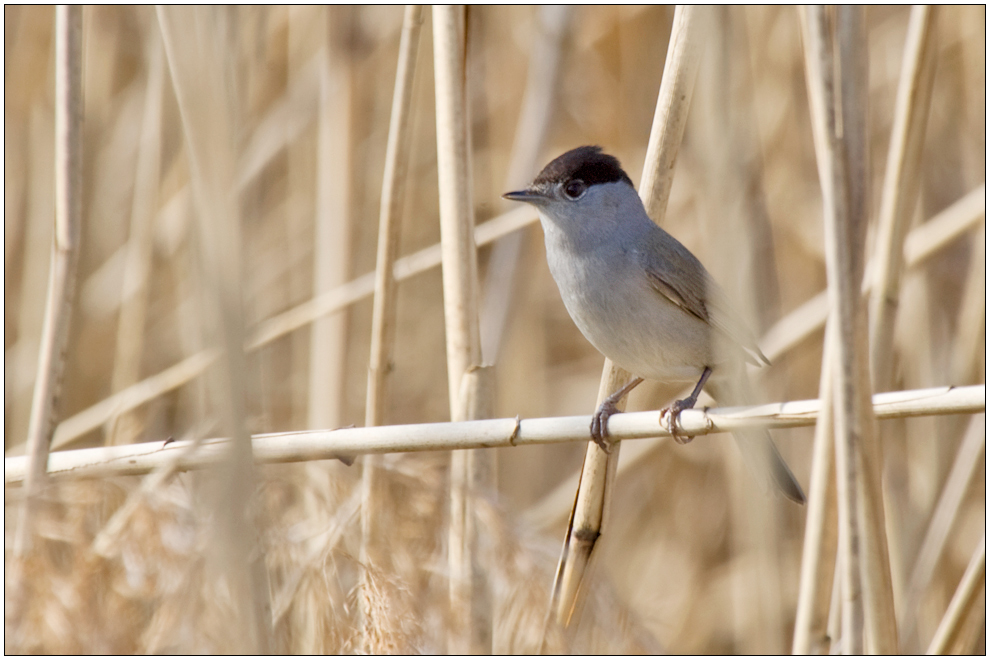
[636,231,769,367]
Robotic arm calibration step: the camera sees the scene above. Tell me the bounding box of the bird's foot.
[662,367,712,444]
[590,377,645,452]
[661,395,700,445]
[590,399,619,453]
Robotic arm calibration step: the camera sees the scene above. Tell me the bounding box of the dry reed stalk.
[900,414,985,648]
[547,5,710,636]
[925,534,986,655]
[12,4,83,560]
[479,5,570,363]
[365,4,423,432]
[433,5,491,652]
[294,31,354,650]
[157,6,271,652]
[868,5,939,392]
[6,13,81,642]
[800,6,862,652]
[638,5,707,227]
[308,5,352,434]
[837,12,897,651]
[433,4,483,420]
[792,324,839,654]
[361,4,423,651]
[826,555,844,651]
[10,105,56,453]
[6,385,982,486]
[545,362,627,633]
[106,29,164,446]
[801,6,898,652]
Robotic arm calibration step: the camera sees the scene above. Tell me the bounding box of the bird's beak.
[502,188,545,203]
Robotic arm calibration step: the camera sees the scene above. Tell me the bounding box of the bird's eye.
[563,180,587,200]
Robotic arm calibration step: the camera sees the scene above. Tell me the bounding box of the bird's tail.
[707,377,806,505]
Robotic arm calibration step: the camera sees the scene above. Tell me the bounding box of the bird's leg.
[662,366,712,444]
[590,377,644,452]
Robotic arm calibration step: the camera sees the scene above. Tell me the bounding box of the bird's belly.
[555,265,715,384]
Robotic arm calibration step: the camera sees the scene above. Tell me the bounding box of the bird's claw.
[662,397,695,445]
[590,400,619,453]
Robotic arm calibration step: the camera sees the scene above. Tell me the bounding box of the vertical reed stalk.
[801,6,897,653]
[361,5,423,652]
[309,5,353,433]
[639,5,707,225]
[802,7,863,654]
[868,6,939,391]
[11,106,57,455]
[547,3,709,635]
[158,6,272,652]
[800,6,865,653]
[433,5,482,419]
[862,13,940,639]
[433,5,492,653]
[837,10,897,653]
[365,4,424,430]
[792,323,839,654]
[13,4,83,559]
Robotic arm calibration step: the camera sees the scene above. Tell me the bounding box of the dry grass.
[4,6,985,654]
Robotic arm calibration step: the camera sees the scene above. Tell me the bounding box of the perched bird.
[504,146,805,504]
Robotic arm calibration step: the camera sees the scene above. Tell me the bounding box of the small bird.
[504,146,805,504]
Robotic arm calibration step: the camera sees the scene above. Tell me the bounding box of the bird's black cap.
[532,146,634,188]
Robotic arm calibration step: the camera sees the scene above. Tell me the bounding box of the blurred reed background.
[4,5,985,654]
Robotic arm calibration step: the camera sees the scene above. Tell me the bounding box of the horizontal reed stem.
[7,385,983,486]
